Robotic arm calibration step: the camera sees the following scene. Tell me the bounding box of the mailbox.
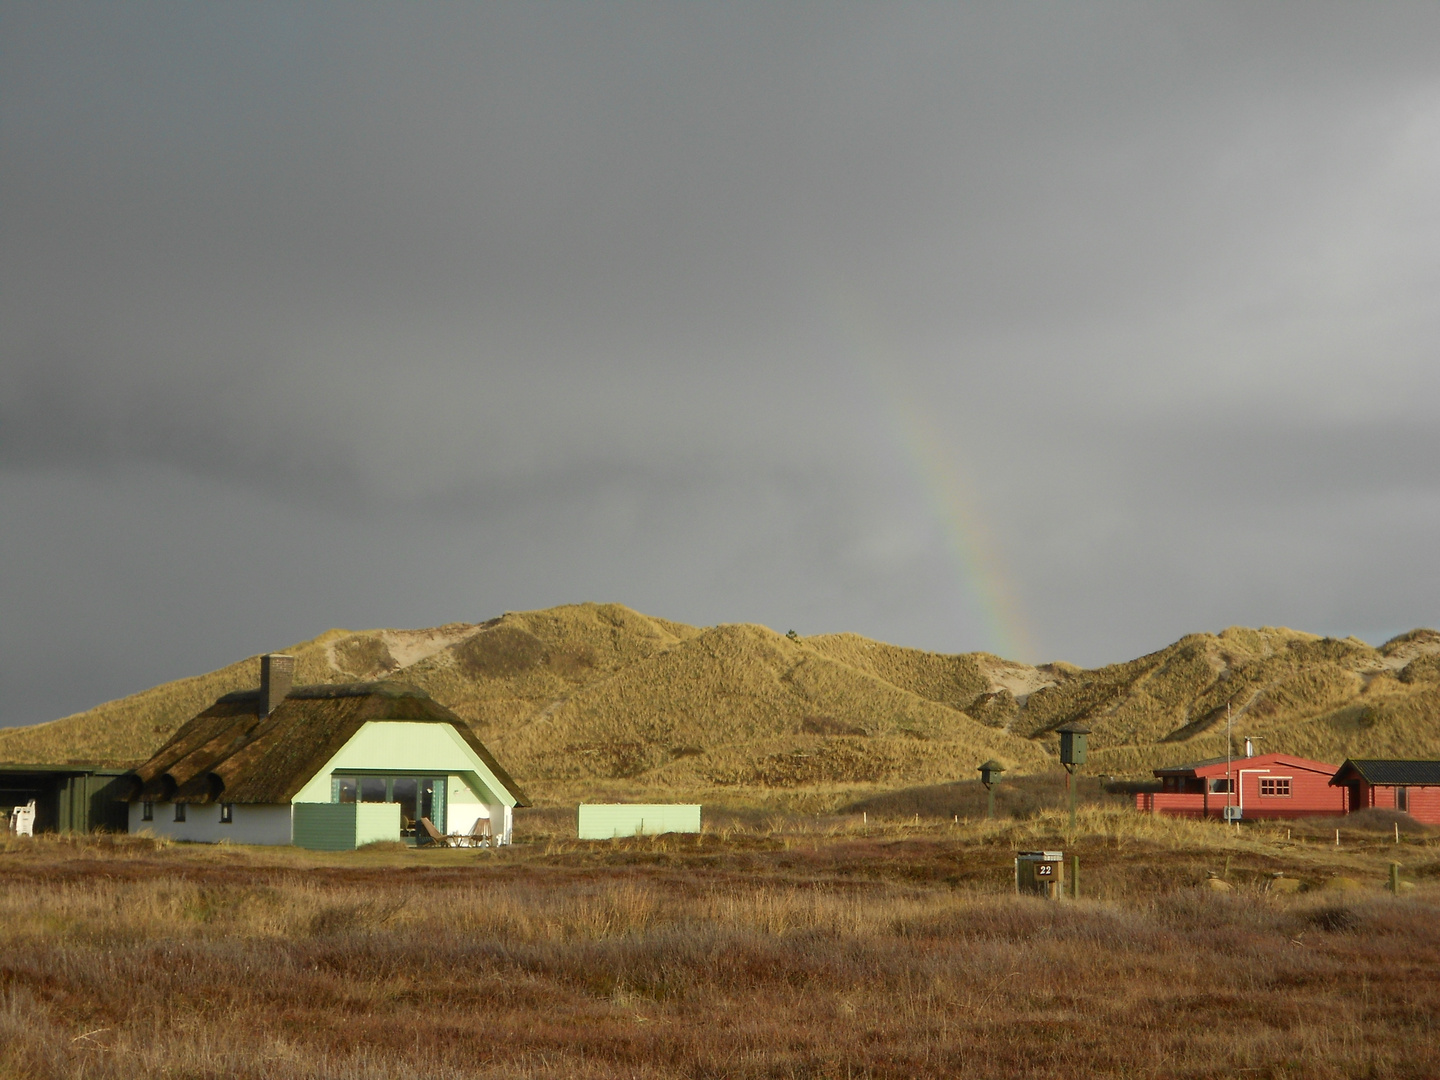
[1057,723,1090,767]
[1015,850,1066,899]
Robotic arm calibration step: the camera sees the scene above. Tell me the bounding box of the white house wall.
[442,784,512,844]
[130,802,293,845]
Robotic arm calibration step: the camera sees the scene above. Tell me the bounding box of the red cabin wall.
[1359,784,1440,825]
[1136,792,1211,817]
[1406,787,1440,825]
[1238,767,1345,818]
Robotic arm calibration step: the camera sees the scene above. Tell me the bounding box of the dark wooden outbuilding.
[0,765,132,833]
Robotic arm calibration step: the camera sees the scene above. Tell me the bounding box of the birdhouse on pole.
[1057,723,1091,834]
[978,760,1006,788]
[1057,723,1090,768]
[977,759,1005,820]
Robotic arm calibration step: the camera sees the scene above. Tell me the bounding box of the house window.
[174,802,187,822]
[1209,778,1233,794]
[220,803,233,824]
[1396,787,1409,812]
[359,777,388,803]
[142,801,154,822]
[1259,777,1291,797]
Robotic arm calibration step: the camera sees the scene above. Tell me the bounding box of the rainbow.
[835,301,1035,662]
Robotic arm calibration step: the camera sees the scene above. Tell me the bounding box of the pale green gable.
[291,721,519,808]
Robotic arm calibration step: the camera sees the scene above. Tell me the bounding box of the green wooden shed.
[0,765,132,834]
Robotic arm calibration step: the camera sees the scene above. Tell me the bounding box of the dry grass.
[841,770,1133,821]
[2,813,1439,1079]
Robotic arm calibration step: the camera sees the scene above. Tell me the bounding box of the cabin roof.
[1330,759,1440,787]
[1154,753,1338,778]
[129,682,529,807]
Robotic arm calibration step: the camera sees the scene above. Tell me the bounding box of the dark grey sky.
[5,2,1440,727]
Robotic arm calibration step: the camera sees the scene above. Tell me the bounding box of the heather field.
[3,808,1438,1079]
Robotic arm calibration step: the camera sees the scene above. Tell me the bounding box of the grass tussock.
[1,815,1438,1079]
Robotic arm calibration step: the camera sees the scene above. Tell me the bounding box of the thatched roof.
[129,682,529,806]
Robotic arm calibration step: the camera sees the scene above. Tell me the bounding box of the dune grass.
[5,604,1440,802]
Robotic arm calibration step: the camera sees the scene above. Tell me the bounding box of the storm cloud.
[5,2,1440,726]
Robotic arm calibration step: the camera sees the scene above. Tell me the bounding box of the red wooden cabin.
[1135,752,1344,819]
[1329,760,1440,825]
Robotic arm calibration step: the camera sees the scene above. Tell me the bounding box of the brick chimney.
[259,653,295,716]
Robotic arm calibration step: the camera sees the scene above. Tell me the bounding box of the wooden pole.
[1066,765,1077,834]
[1071,854,1080,900]
[1391,862,1401,894]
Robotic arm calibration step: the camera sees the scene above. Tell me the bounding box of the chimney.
[259,654,295,716]
[1244,737,1254,758]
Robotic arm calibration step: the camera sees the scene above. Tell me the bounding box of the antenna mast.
[1226,702,1233,813]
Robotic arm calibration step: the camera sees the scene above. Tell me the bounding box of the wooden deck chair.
[469,818,493,847]
[418,817,453,847]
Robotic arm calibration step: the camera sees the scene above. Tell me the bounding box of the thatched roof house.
[128,655,528,849]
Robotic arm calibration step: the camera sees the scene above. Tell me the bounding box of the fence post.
[1391,862,1401,895]
[1071,854,1080,899]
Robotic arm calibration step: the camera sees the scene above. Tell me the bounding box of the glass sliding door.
[330,774,448,839]
[392,778,418,837]
[358,777,388,803]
